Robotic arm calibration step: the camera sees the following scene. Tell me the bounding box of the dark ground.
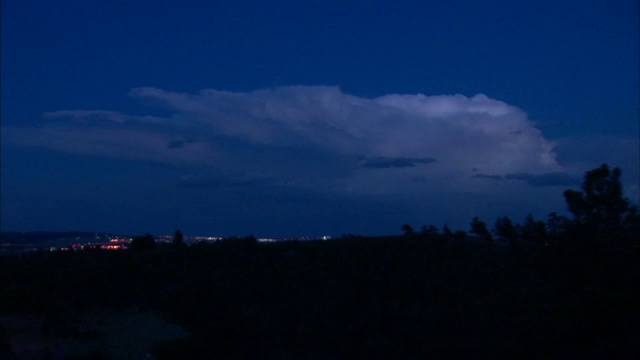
[1,233,639,359]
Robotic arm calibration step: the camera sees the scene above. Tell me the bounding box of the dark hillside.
[1,234,639,359]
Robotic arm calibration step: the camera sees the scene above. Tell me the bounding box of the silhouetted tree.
[546,212,569,237]
[421,225,439,235]
[493,216,518,243]
[401,224,414,236]
[564,164,630,232]
[172,229,186,248]
[520,214,547,243]
[470,217,492,241]
[442,225,453,236]
[622,205,640,233]
[130,233,156,251]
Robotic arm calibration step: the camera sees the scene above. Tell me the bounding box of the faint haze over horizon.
[1,0,638,237]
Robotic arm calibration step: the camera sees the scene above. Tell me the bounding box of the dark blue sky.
[2,0,639,237]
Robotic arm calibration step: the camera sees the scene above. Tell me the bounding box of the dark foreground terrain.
[3,164,640,359]
[1,231,639,359]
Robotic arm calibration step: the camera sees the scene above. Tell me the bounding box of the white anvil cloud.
[132,86,558,172]
[5,86,561,195]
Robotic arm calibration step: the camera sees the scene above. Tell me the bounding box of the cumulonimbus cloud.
[4,85,561,193]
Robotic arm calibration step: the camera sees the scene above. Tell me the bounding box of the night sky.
[2,0,638,237]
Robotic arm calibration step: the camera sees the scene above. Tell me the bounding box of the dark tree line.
[403,164,639,249]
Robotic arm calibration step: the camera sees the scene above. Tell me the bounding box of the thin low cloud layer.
[472,172,581,187]
[6,86,563,197]
[360,156,436,169]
